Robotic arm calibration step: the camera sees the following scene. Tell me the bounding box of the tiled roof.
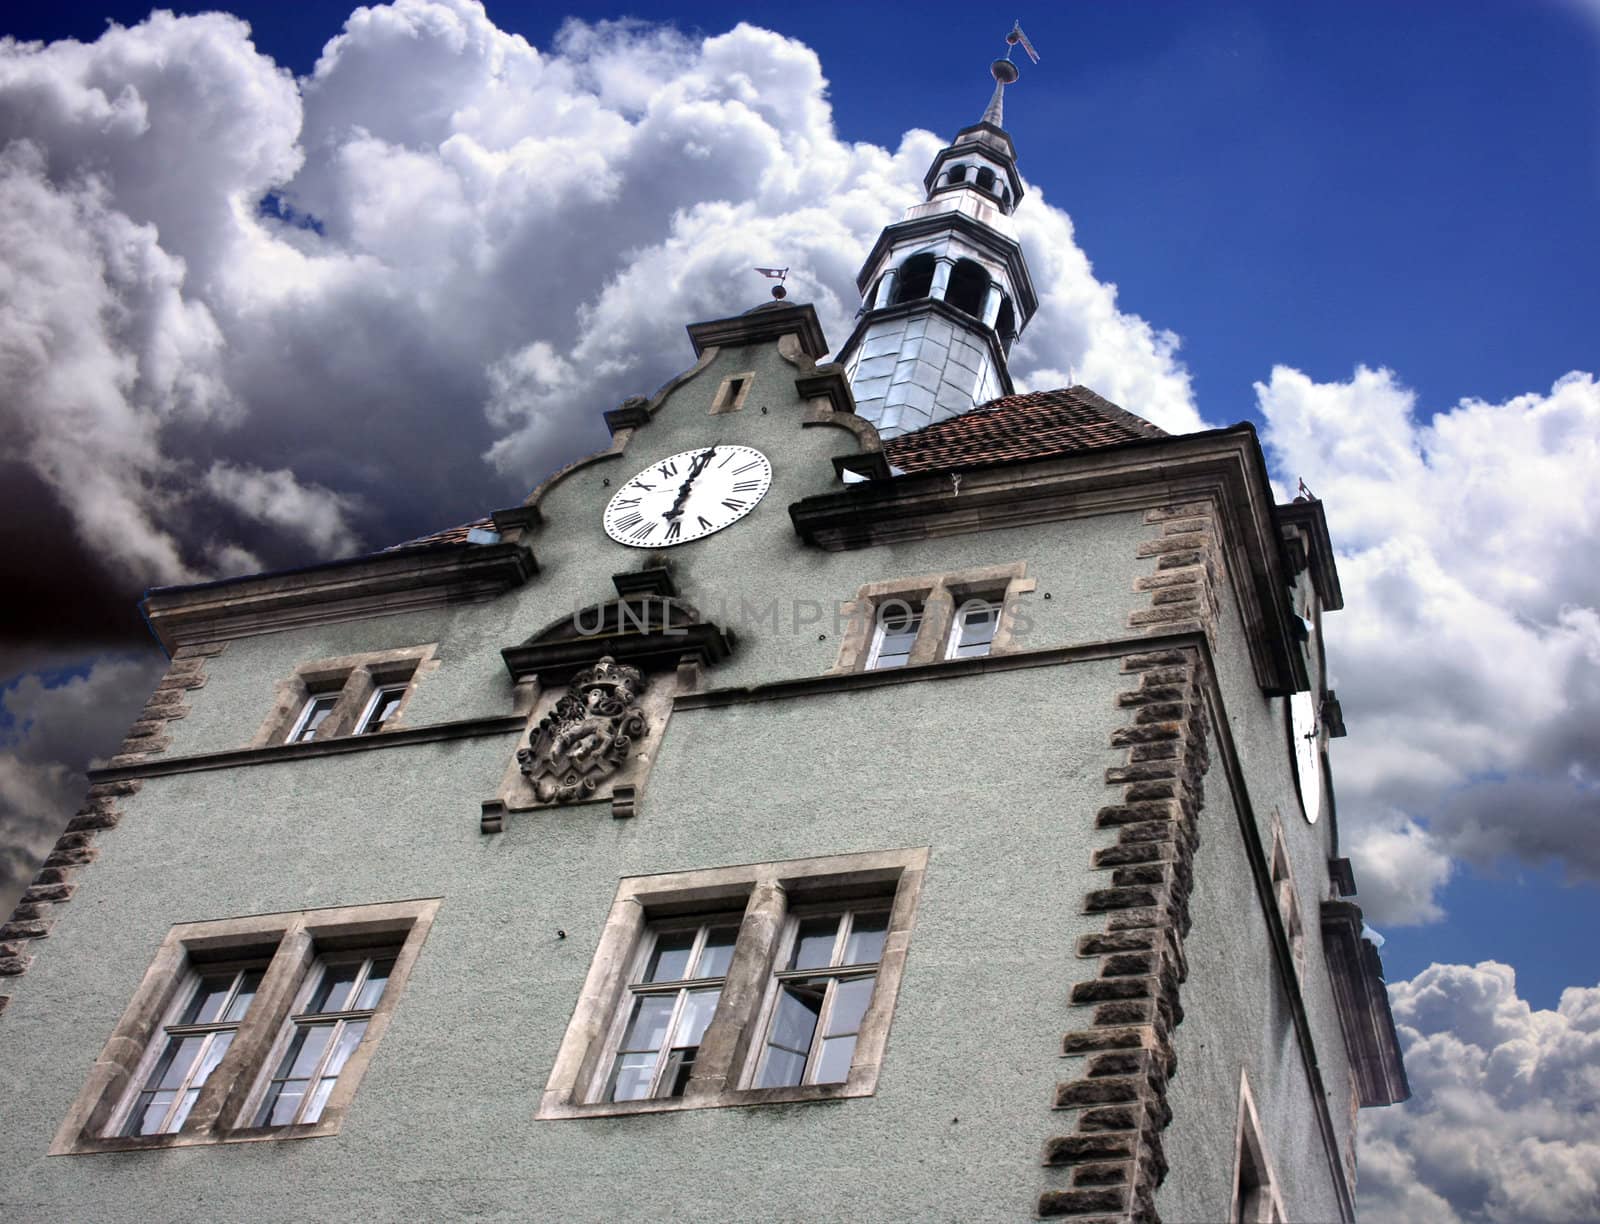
[386,516,495,551]
[882,386,1165,474]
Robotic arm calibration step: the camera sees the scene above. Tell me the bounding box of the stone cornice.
[686,302,828,359]
[788,426,1309,695]
[141,543,538,653]
[1277,498,1345,611]
[85,713,527,783]
[1321,900,1411,1107]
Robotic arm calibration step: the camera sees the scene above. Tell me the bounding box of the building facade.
[0,59,1405,1224]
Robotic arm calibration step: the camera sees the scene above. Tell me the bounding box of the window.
[946,598,1000,659]
[356,685,407,735]
[892,252,937,304]
[832,562,1035,674]
[947,163,968,184]
[975,166,996,193]
[288,693,340,743]
[604,920,739,1101]
[753,907,888,1088]
[866,602,923,670]
[256,953,396,1125]
[540,848,928,1120]
[53,899,439,1155]
[944,258,990,318]
[252,643,437,749]
[1230,1073,1286,1222]
[119,966,264,1137]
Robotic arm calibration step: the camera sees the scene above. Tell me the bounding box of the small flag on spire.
[754,267,788,280]
[1007,21,1040,64]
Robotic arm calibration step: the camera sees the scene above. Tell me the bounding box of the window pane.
[258,1081,307,1127]
[183,974,238,1025]
[870,607,922,670]
[644,930,696,983]
[276,1024,335,1080]
[951,602,1000,658]
[758,1047,807,1090]
[294,695,338,743]
[674,988,720,1049]
[360,688,405,734]
[768,982,824,1056]
[609,1052,657,1102]
[322,1019,367,1079]
[791,916,840,970]
[302,1076,338,1124]
[694,925,739,979]
[170,1088,203,1132]
[222,969,263,1022]
[660,1047,698,1098]
[309,963,361,1014]
[152,1035,207,1090]
[843,912,889,966]
[125,1090,177,1136]
[353,959,394,1011]
[813,1034,857,1084]
[619,994,675,1054]
[827,976,876,1036]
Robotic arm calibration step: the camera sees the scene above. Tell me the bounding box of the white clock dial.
[603,445,772,548]
[1289,690,1324,824]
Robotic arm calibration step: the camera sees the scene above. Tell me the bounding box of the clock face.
[603,445,772,548]
[1289,690,1323,824]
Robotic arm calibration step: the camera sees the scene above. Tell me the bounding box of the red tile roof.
[386,516,494,551]
[883,386,1165,474]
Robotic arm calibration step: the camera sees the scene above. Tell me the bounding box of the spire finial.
[984,22,1039,129]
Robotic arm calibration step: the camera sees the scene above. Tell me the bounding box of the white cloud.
[0,3,1204,586]
[1359,962,1600,1223]
[1258,367,1600,925]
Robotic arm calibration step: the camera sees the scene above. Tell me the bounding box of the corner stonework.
[110,641,226,767]
[0,643,220,1012]
[1130,503,1223,645]
[1038,646,1212,1222]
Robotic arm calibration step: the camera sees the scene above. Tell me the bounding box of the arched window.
[892,253,937,304]
[1000,187,1013,213]
[947,164,968,185]
[995,296,1017,354]
[975,167,996,194]
[945,259,990,319]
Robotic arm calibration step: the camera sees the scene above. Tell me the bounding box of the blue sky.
[1,6,1597,1215]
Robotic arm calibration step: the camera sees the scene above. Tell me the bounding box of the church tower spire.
[838,40,1039,438]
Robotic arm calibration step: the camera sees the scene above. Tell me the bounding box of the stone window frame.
[250,643,439,749]
[51,898,440,1156]
[832,562,1035,674]
[1267,812,1306,982]
[537,846,928,1120]
[1228,1071,1287,1223]
[708,370,756,415]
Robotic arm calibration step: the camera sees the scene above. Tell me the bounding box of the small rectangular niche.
[709,372,755,415]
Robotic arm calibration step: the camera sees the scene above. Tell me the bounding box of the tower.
[838,53,1038,437]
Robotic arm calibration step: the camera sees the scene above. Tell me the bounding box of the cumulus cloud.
[1359,962,1600,1223]
[0,2,1202,651]
[1258,368,1600,925]
[0,656,165,920]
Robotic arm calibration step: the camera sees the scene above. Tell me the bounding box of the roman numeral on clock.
[733,461,760,474]
[731,480,761,493]
[628,521,656,540]
[721,498,747,512]
[696,515,713,530]
[613,513,643,532]
[664,520,682,541]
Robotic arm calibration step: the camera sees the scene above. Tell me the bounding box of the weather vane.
[755,266,789,300]
[1005,20,1040,65]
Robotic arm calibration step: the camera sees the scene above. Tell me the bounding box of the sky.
[1,2,1597,1219]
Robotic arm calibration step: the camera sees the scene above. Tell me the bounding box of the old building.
[0,49,1405,1223]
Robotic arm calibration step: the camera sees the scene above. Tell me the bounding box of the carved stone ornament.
[516,657,648,804]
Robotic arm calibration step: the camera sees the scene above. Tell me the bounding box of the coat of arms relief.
[515,657,649,804]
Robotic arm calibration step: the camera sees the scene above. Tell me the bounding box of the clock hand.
[664,446,719,520]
